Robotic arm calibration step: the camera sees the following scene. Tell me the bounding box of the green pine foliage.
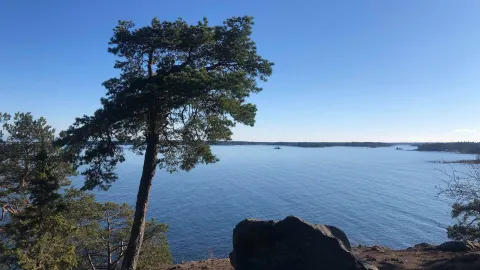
[0,113,78,269]
[0,112,72,220]
[440,164,480,243]
[447,199,480,242]
[62,189,172,269]
[12,214,77,270]
[1,113,171,269]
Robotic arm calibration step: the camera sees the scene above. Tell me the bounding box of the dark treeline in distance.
[213,141,393,148]
[417,142,480,154]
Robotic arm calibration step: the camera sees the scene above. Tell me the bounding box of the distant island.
[416,142,480,154]
[212,141,393,148]
[432,159,480,164]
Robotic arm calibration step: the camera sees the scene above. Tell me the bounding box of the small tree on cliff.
[439,164,480,242]
[58,16,273,269]
[0,113,72,221]
[8,150,78,270]
[0,112,77,269]
[63,189,172,270]
[0,112,74,224]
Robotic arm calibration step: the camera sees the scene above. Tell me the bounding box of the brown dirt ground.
[159,245,480,270]
[355,245,480,270]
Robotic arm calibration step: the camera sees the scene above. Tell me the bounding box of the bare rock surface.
[229,216,368,270]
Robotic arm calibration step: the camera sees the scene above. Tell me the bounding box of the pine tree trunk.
[121,133,158,270]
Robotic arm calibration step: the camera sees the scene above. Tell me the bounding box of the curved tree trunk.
[121,133,158,270]
[121,51,158,270]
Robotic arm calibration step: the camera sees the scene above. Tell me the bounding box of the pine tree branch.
[85,248,98,270]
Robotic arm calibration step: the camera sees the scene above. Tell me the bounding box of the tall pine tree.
[58,16,273,269]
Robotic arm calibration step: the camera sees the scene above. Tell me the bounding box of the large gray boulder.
[229,216,369,270]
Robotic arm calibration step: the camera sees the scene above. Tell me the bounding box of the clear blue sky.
[1,0,480,142]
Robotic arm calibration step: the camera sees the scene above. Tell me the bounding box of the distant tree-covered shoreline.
[212,141,393,148]
[417,142,480,154]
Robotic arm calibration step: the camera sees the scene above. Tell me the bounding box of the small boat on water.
[395,147,404,150]
[274,146,281,149]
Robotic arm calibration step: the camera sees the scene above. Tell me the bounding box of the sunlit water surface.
[73,145,472,262]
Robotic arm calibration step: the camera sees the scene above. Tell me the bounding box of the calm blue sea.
[72,145,474,262]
